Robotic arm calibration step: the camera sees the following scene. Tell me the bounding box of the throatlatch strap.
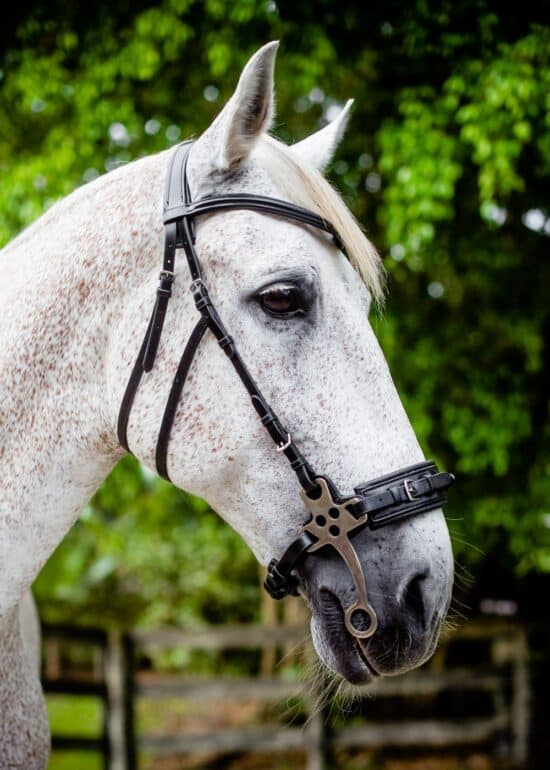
[117,312,155,452]
[141,141,195,373]
[142,222,177,372]
[156,316,209,481]
[118,142,194,453]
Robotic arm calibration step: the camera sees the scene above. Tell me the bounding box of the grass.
[48,752,102,770]
[46,694,104,770]
[46,694,103,737]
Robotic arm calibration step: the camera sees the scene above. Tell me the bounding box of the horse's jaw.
[296,507,453,684]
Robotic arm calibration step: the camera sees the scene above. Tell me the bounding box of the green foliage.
[379,28,550,248]
[375,23,550,577]
[0,1,548,624]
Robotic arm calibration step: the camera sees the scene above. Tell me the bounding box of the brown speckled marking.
[0,44,453,765]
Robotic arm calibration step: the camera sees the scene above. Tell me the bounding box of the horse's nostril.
[319,587,335,605]
[401,572,427,631]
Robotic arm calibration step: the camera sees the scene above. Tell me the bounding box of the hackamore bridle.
[118,141,454,640]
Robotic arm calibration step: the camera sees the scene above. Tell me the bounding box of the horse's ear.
[290,100,354,172]
[199,41,278,172]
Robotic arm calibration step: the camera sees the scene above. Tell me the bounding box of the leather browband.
[117,140,455,637]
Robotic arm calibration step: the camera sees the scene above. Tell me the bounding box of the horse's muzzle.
[265,460,454,642]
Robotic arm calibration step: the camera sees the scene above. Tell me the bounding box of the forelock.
[253,135,386,304]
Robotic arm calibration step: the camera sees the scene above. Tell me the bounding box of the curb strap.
[117,141,455,641]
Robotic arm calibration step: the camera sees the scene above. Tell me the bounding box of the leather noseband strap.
[117,140,455,641]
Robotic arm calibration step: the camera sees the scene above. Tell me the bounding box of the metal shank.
[300,478,378,639]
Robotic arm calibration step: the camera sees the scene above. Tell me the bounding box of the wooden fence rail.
[42,619,529,770]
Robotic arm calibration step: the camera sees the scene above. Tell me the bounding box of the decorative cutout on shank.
[300,478,377,639]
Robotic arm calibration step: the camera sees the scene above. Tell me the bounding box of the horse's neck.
[0,151,168,613]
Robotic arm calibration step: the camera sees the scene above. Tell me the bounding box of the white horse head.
[107,42,454,682]
[0,43,454,765]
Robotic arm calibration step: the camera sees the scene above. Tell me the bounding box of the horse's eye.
[258,284,307,318]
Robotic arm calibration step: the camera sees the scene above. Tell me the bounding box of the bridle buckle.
[276,433,292,453]
[190,277,206,292]
[403,478,419,502]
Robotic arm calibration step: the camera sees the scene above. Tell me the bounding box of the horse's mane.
[255,135,385,304]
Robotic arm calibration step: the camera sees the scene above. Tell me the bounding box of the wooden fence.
[42,618,529,770]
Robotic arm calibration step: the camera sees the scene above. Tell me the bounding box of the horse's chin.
[310,604,378,687]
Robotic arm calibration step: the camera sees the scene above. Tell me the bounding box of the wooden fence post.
[511,627,529,766]
[260,566,278,676]
[123,634,137,770]
[303,641,327,770]
[42,619,530,769]
[304,706,326,770]
[104,630,136,770]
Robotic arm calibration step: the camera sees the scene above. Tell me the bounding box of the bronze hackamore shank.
[300,478,378,640]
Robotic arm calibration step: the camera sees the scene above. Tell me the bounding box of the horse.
[0,42,454,767]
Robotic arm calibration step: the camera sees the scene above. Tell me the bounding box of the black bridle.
[118,141,454,640]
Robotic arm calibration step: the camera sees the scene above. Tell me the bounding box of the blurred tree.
[1,0,548,625]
